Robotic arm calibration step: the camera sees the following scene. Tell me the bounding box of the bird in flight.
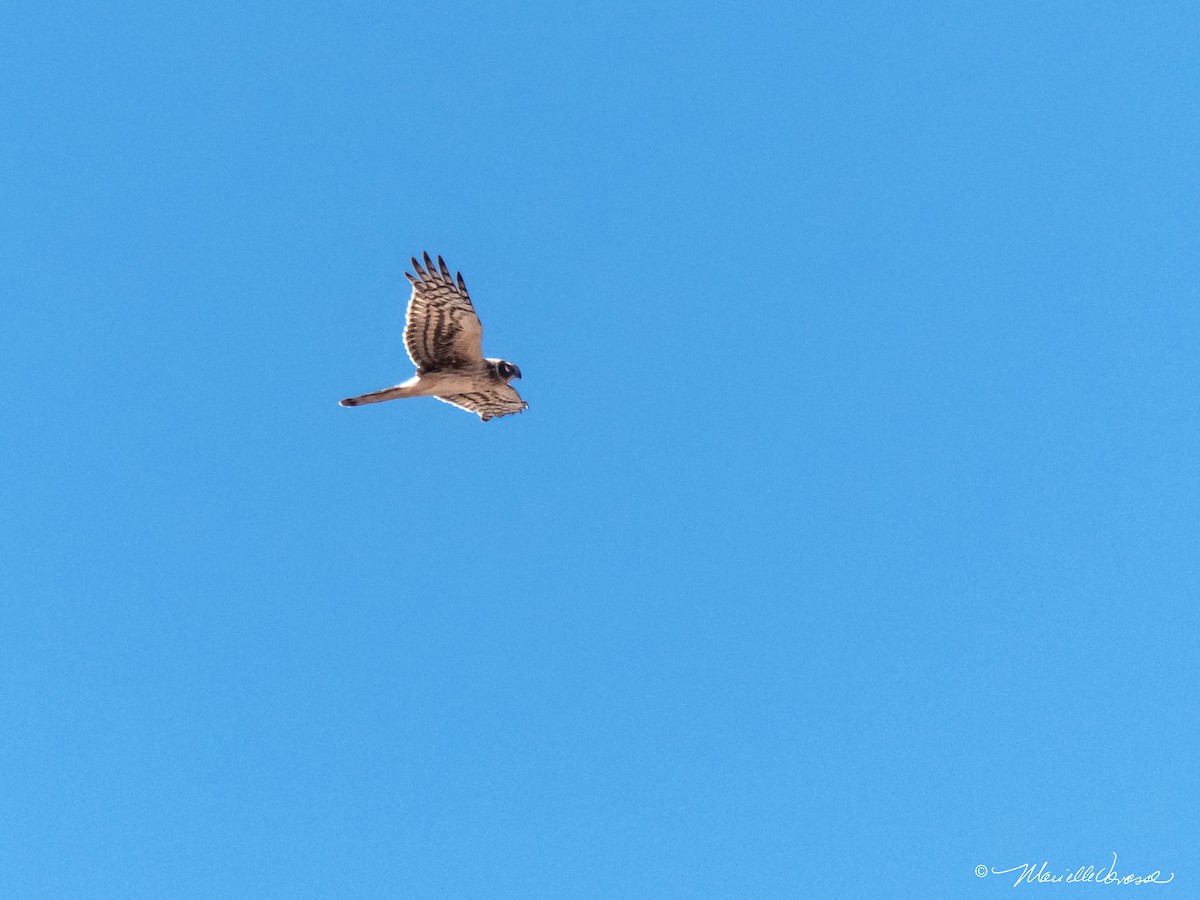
[340,252,527,422]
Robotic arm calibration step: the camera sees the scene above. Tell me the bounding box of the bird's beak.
[514,367,523,379]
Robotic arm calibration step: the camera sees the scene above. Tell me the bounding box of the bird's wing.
[436,385,528,422]
[403,252,484,372]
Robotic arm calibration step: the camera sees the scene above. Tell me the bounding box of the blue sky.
[2,1,1197,896]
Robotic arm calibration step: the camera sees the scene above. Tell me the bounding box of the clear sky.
[2,1,1196,897]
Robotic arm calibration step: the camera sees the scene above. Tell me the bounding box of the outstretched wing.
[436,386,528,422]
[403,252,484,372]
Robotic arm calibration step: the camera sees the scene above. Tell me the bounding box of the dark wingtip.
[339,398,358,407]
[410,255,424,275]
[423,250,435,272]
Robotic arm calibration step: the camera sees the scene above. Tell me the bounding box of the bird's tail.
[339,383,416,407]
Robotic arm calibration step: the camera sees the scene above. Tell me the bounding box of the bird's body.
[340,253,527,422]
[340,362,515,404]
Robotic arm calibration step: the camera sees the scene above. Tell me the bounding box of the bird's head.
[495,359,522,382]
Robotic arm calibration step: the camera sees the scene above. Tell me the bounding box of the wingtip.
[339,398,358,407]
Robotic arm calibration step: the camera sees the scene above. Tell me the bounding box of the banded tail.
[339,384,415,407]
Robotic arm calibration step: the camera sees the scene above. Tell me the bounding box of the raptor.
[340,252,527,422]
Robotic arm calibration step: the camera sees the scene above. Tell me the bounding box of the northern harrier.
[340,252,527,422]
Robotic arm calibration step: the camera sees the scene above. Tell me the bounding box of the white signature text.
[976,852,1174,888]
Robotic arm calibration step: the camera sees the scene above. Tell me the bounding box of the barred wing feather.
[403,251,484,372]
[436,386,528,422]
